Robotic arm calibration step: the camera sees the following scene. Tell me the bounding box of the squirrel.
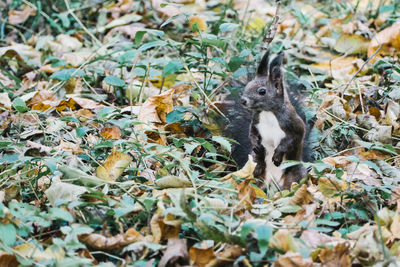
[223,50,313,190]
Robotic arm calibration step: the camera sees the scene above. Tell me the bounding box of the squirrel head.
[241,50,285,111]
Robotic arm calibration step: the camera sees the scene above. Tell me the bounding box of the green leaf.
[60,116,80,123]
[212,136,231,152]
[12,97,29,112]
[49,207,74,222]
[139,40,167,52]
[314,219,340,227]
[76,126,89,138]
[104,75,126,87]
[202,38,225,48]
[0,139,12,148]
[162,60,183,77]
[0,223,16,246]
[227,56,243,72]
[135,31,147,46]
[166,109,185,124]
[256,225,272,253]
[50,68,85,81]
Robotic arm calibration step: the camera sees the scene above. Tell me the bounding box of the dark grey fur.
[239,50,307,189]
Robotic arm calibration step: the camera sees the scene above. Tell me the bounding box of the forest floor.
[1,0,400,266]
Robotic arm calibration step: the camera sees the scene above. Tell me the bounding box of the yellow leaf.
[222,155,256,180]
[368,21,400,62]
[248,17,265,33]
[96,149,133,181]
[189,16,208,32]
[334,34,369,55]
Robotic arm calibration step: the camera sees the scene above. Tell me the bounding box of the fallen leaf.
[0,252,18,267]
[8,5,36,24]
[96,149,133,181]
[189,16,208,32]
[273,252,313,267]
[155,175,192,189]
[222,155,256,180]
[290,184,312,206]
[151,0,181,18]
[150,212,181,243]
[189,241,216,267]
[100,126,121,139]
[334,34,369,55]
[158,238,189,267]
[269,229,296,252]
[319,242,351,267]
[368,21,400,62]
[0,93,12,110]
[45,180,87,206]
[79,228,145,250]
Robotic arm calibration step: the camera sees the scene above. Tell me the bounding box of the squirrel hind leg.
[282,165,306,189]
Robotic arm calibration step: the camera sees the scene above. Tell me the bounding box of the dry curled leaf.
[79,228,145,250]
[290,184,312,206]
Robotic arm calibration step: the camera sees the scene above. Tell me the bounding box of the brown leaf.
[27,90,57,107]
[150,212,181,243]
[79,228,145,250]
[237,178,256,206]
[269,229,296,253]
[8,5,36,24]
[290,184,312,206]
[159,238,189,267]
[319,243,351,267]
[138,88,174,124]
[369,106,381,121]
[368,21,400,62]
[213,245,244,266]
[0,252,18,267]
[100,126,121,140]
[189,241,216,267]
[318,177,345,198]
[96,149,133,181]
[73,97,103,110]
[137,88,175,144]
[273,252,313,267]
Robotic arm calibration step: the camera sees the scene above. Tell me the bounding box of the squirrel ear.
[269,53,284,93]
[257,50,270,76]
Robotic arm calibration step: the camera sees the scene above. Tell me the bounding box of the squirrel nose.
[240,97,247,106]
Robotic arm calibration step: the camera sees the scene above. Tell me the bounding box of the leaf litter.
[0,0,400,266]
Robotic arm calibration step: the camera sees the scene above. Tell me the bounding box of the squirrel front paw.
[272,150,284,166]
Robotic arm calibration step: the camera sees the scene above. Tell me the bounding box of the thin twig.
[262,0,281,49]
[342,43,383,93]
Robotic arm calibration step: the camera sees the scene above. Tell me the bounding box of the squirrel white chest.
[255,111,286,185]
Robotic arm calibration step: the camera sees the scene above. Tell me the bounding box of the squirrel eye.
[258,88,266,95]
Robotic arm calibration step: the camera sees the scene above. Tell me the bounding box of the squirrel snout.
[240,97,248,106]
